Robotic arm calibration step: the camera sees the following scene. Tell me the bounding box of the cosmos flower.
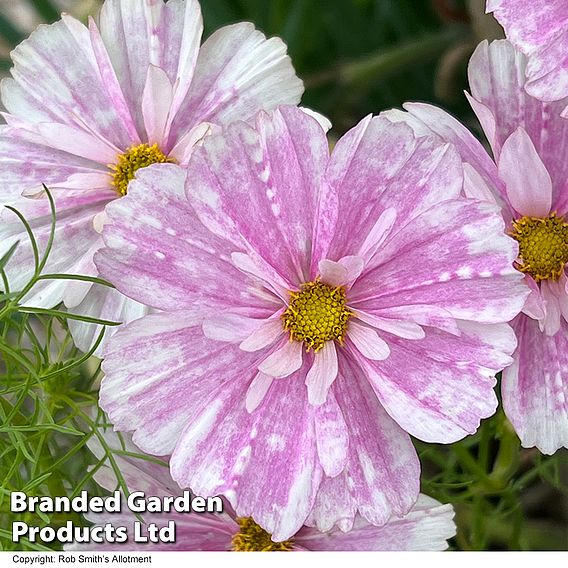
[487,0,568,115]
[384,39,568,454]
[95,105,526,539]
[0,0,303,354]
[67,428,456,552]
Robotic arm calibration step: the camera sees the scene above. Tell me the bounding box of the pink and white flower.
[385,39,568,454]
[487,0,568,115]
[67,429,456,552]
[96,106,526,539]
[0,0,303,354]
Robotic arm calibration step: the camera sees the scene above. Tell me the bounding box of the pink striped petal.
[354,310,425,340]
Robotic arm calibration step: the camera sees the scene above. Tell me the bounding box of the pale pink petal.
[258,340,303,378]
[202,312,262,343]
[100,311,260,456]
[142,65,174,144]
[168,121,215,165]
[353,310,425,340]
[502,316,568,454]
[230,252,291,299]
[298,495,455,551]
[245,372,274,413]
[541,279,562,336]
[313,390,348,477]
[299,107,332,132]
[357,207,397,264]
[305,341,339,405]
[2,16,133,148]
[37,122,119,164]
[319,255,366,288]
[350,199,527,324]
[363,321,515,443]
[487,0,568,105]
[522,276,546,320]
[326,115,463,260]
[240,315,284,352]
[170,360,322,542]
[463,162,500,204]
[97,0,203,141]
[0,128,111,203]
[307,359,419,531]
[468,39,568,208]
[498,127,552,217]
[168,22,303,145]
[187,106,329,285]
[96,164,267,312]
[348,321,390,361]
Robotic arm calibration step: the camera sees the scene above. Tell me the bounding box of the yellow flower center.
[231,518,294,552]
[282,280,351,352]
[511,214,568,282]
[111,143,175,196]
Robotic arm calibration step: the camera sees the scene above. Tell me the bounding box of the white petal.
[240,315,284,352]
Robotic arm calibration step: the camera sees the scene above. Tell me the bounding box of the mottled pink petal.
[68,284,148,357]
[541,279,562,336]
[258,340,303,378]
[305,341,339,405]
[368,304,460,336]
[351,199,527,324]
[96,164,265,312]
[487,0,568,105]
[313,390,348,477]
[308,358,419,531]
[357,207,397,264]
[363,321,514,443]
[1,15,133,149]
[187,106,328,285]
[297,495,455,551]
[326,115,463,259]
[348,321,390,361]
[100,311,260,456]
[468,39,568,207]
[0,194,110,308]
[170,361,322,541]
[503,316,568,454]
[522,276,546,320]
[168,22,303,146]
[498,127,552,217]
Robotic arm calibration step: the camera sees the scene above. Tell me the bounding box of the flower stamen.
[231,517,293,551]
[282,280,351,352]
[511,214,568,282]
[111,143,175,196]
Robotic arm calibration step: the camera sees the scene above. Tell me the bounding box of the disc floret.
[111,143,175,196]
[232,518,294,551]
[282,280,351,352]
[511,214,568,282]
